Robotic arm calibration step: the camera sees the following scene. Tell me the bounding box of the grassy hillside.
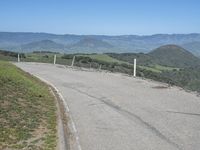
[79,54,126,64]
[149,45,200,68]
[161,67,200,92]
[0,61,57,149]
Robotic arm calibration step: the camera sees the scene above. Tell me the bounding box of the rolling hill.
[108,45,200,68]
[149,45,200,68]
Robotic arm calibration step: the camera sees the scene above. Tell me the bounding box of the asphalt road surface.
[15,62,200,150]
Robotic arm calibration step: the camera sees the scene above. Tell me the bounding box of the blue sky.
[0,0,200,35]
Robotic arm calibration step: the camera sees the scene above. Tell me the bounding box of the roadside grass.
[0,61,57,149]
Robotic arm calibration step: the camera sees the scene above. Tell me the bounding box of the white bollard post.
[53,54,57,64]
[133,58,136,77]
[18,53,20,62]
[99,64,102,71]
[89,63,92,70]
[71,56,75,67]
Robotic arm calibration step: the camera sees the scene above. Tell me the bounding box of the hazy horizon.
[1,31,200,36]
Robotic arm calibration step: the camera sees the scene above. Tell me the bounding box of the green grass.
[139,65,162,73]
[0,61,57,149]
[139,65,179,73]
[79,54,127,64]
[153,64,179,71]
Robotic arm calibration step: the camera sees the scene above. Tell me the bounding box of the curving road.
[15,62,200,150]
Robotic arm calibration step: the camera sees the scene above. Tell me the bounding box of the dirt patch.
[152,85,170,89]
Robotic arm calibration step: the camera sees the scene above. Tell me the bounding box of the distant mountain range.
[0,32,200,56]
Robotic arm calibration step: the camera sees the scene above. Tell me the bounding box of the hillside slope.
[149,45,200,68]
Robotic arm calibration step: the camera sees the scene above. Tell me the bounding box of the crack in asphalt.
[166,111,200,117]
[100,99,181,150]
[63,84,182,150]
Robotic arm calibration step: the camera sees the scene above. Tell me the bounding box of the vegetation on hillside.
[161,68,200,92]
[78,54,125,64]
[149,45,200,68]
[0,61,57,149]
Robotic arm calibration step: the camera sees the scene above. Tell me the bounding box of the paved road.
[16,62,200,150]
